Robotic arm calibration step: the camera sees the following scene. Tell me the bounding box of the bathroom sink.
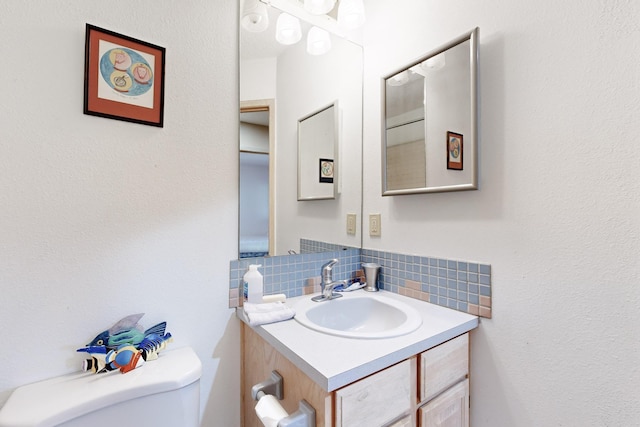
[292,292,422,339]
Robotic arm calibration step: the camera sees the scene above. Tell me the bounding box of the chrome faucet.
[312,259,346,302]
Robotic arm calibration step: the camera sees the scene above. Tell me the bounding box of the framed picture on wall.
[319,158,334,183]
[84,24,166,127]
[447,131,463,170]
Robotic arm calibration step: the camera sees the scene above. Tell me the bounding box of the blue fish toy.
[84,313,167,350]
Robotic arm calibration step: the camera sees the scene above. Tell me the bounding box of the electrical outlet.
[369,214,381,237]
[346,213,357,235]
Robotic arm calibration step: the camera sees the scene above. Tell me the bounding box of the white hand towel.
[243,302,296,327]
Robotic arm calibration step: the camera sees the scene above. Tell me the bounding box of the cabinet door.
[335,359,412,427]
[418,379,469,427]
[420,334,468,403]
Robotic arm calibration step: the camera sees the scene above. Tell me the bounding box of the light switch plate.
[369,214,381,237]
[347,213,357,235]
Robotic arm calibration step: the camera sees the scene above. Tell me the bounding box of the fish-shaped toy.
[77,314,173,374]
[85,313,166,350]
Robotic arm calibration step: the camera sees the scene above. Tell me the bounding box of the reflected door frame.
[240,99,276,256]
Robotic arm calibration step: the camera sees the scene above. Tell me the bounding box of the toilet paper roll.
[255,394,289,427]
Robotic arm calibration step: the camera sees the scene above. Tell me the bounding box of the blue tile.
[479,264,491,274]
[430,258,438,266]
[479,274,491,285]
[469,293,479,304]
[447,260,457,269]
[447,279,457,289]
[458,281,468,292]
[468,263,478,273]
[480,285,491,296]
[457,301,468,312]
[457,271,468,281]
[469,283,479,294]
[448,269,457,279]
[430,295,439,304]
[468,273,478,283]
[448,289,457,299]
[438,259,447,268]
[458,291,468,302]
[457,262,468,271]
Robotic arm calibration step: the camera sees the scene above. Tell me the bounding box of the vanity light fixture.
[276,12,302,45]
[307,26,332,55]
[303,0,336,15]
[337,0,366,30]
[241,0,269,32]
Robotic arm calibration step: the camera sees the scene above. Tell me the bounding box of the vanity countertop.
[237,290,478,392]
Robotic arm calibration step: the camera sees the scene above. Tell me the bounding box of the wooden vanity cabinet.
[241,323,470,427]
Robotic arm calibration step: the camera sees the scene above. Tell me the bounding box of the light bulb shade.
[387,71,409,87]
[338,0,366,30]
[422,53,446,71]
[241,0,269,33]
[276,13,302,45]
[307,26,332,55]
[304,0,336,15]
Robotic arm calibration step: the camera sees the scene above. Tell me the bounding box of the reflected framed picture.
[447,131,463,170]
[84,24,165,127]
[319,158,334,183]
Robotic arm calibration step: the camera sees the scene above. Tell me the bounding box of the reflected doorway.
[239,100,275,258]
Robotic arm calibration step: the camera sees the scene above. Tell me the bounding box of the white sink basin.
[292,292,423,339]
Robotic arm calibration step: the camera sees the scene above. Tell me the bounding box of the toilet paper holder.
[252,370,316,427]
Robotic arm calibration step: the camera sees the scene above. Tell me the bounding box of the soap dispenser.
[243,264,264,304]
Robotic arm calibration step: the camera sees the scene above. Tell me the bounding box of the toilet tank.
[0,346,202,427]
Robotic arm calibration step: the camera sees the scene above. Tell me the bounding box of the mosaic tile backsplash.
[229,241,492,318]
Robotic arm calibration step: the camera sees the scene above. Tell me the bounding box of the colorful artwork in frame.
[84,24,165,127]
[447,131,463,170]
[319,158,334,183]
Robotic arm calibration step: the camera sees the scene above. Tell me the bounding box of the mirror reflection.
[298,102,338,201]
[382,27,478,195]
[239,1,363,257]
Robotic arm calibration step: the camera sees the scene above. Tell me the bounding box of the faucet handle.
[321,259,339,272]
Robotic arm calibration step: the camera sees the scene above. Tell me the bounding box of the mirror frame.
[297,101,340,201]
[381,27,479,196]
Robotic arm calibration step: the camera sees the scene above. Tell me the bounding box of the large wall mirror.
[382,27,478,195]
[239,0,363,257]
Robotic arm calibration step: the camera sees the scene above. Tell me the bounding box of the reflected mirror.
[298,102,338,201]
[382,27,478,195]
[240,0,363,257]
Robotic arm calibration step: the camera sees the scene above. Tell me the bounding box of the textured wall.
[0,1,240,425]
[362,0,640,425]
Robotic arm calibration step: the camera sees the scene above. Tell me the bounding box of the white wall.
[363,1,639,425]
[0,1,240,425]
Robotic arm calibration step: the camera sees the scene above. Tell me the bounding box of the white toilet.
[0,346,202,427]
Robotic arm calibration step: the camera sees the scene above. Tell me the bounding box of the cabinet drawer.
[387,415,412,427]
[420,334,468,403]
[335,359,412,427]
[418,379,469,427]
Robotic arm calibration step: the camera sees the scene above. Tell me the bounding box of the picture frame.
[319,158,334,183]
[84,24,166,127]
[447,131,463,170]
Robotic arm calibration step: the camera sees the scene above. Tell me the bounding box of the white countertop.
[237,290,478,392]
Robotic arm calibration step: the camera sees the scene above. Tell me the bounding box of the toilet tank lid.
[0,346,202,427]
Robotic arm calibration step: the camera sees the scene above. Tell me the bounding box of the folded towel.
[243,302,296,327]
